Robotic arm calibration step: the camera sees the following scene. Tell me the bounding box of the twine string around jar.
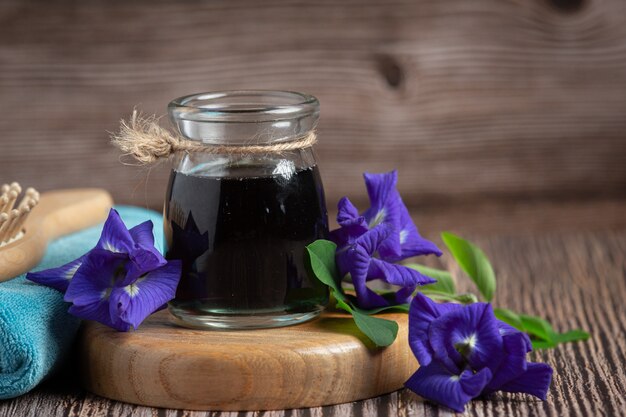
[111,110,318,164]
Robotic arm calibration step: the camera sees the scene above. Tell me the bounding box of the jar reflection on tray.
[163,91,329,329]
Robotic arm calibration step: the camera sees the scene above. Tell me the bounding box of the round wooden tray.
[78,309,416,411]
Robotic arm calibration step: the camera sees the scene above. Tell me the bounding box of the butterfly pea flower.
[328,197,369,248]
[363,170,442,261]
[330,170,442,261]
[25,255,87,293]
[405,293,553,412]
[329,171,442,309]
[335,222,437,309]
[27,209,181,331]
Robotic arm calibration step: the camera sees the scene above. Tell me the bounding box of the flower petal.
[26,254,87,292]
[499,362,553,400]
[337,197,367,231]
[484,331,530,393]
[394,285,417,305]
[352,285,389,309]
[459,367,493,399]
[338,244,388,309]
[125,246,167,283]
[329,228,353,249]
[391,206,442,260]
[369,258,436,287]
[354,224,391,255]
[108,286,130,324]
[408,293,463,366]
[362,171,403,258]
[64,249,127,306]
[95,208,135,254]
[362,170,398,224]
[335,225,394,309]
[68,300,131,332]
[126,219,168,281]
[129,220,155,248]
[369,212,403,260]
[429,303,502,372]
[329,198,369,248]
[336,245,365,281]
[116,261,182,329]
[497,320,533,353]
[405,361,492,413]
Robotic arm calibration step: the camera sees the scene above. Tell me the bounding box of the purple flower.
[25,255,87,293]
[94,207,168,278]
[335,224,436,309]
[329,171,442,309]
[363,170,442,260]
[405,293,553,412]
[330,171,441,261]
[27,209,181,331]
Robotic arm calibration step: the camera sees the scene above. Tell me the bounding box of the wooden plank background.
[1,0,626,210]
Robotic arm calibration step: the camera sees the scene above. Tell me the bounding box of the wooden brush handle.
[0,189,113,282]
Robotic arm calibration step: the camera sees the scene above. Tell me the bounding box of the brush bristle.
[0,183,39,245]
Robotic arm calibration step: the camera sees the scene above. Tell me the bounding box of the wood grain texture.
[78,311,414,411]
[344,198,626,237]
[0,189,113,281]
[0,204,624,416]
[1,0,626,210]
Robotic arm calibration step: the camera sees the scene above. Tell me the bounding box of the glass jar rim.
[168,90,319,123]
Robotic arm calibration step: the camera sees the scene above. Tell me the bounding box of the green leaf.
[441,232,496,302]
[306,240,345,301]
[404,263,456,294]
[335,298,399,347]
[554,329,590,344]
[495,310,555,345]
[351,310,399,347]
[530,339,556,350]
[334,297,353,314]
[306,240,400,347]
[494,308,524,331]
[494,308,590,349]
[360,303,411,315]
[519,314,555,343]
[531,329,589,349]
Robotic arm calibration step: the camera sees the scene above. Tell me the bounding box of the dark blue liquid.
[164,166,329,314]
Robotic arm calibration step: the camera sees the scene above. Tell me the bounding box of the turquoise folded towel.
[0,206,162,399]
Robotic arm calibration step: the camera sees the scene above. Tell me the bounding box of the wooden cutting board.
[78,309,415,411]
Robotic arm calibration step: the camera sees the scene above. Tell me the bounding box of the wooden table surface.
[1,201,625,417]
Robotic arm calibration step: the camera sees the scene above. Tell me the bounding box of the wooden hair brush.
[0,183,113,282]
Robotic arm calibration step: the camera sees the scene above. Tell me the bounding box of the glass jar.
[163,91,329,329]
